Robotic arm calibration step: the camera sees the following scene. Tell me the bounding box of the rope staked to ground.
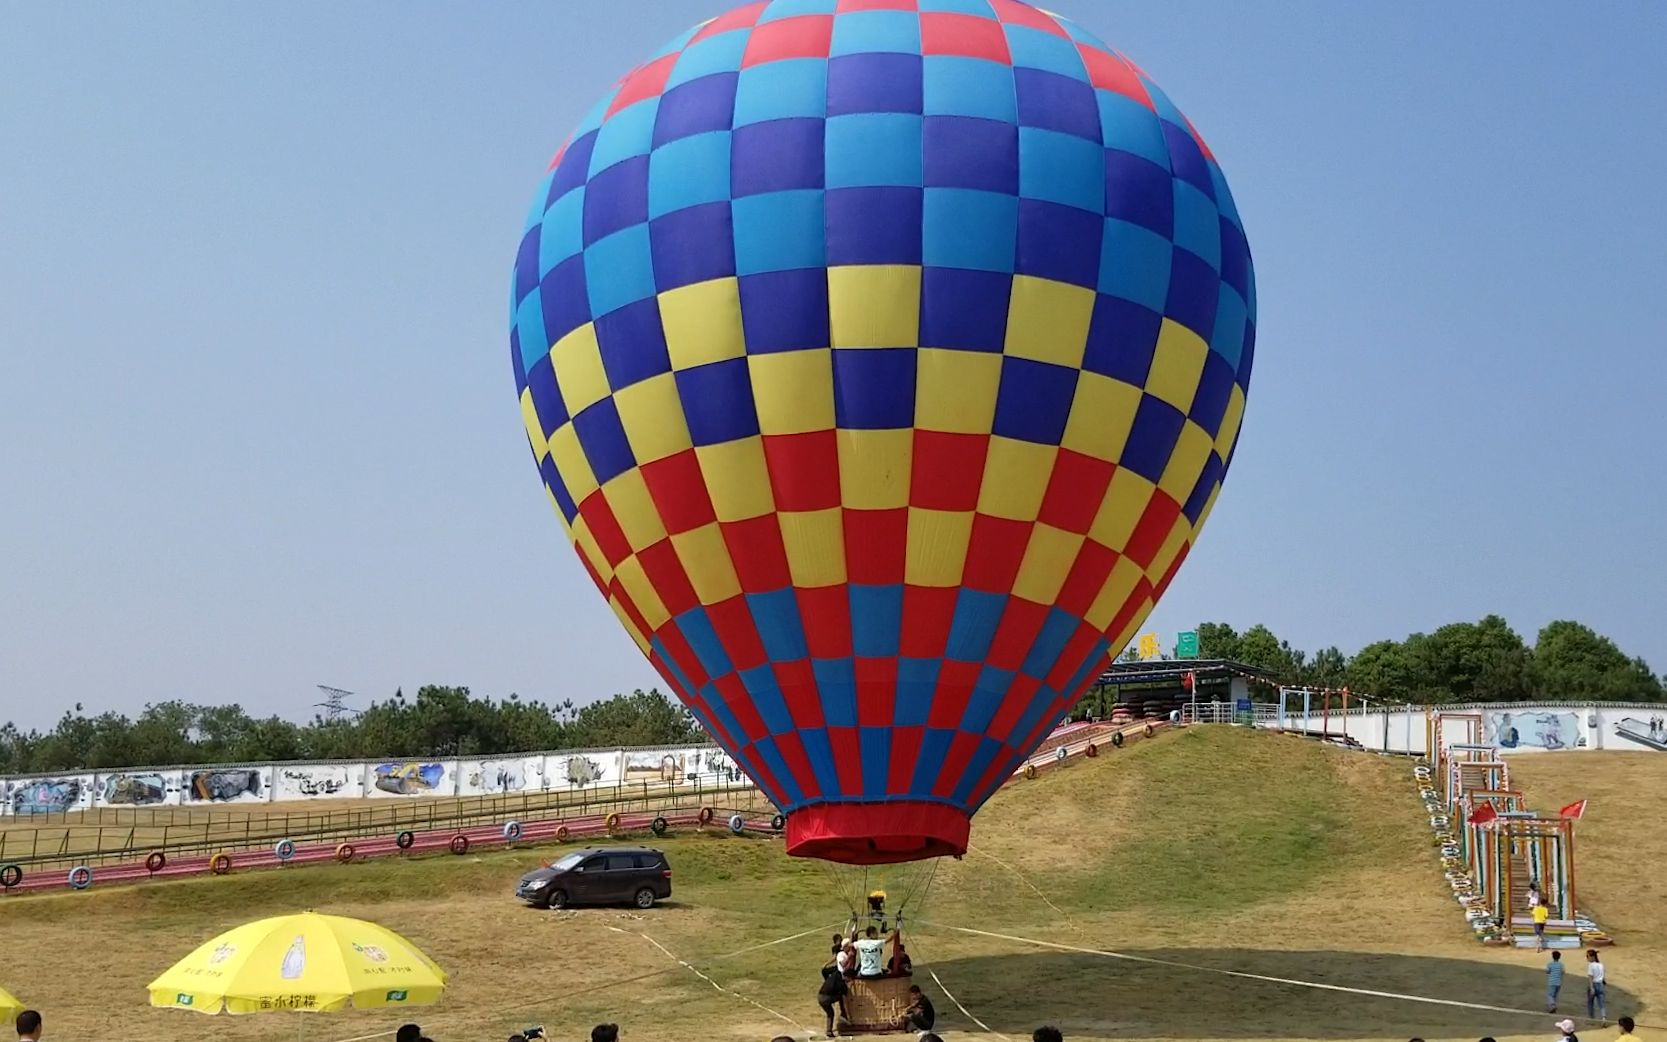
[920,920,1653,1032]
[626,927,813,1036]
[313,919,843,1042]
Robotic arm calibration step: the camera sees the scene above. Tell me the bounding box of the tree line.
[0,687,703,777]
[1191,615,1663,704]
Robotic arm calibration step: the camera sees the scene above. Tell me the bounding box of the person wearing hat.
[1556,1018,1580,1041]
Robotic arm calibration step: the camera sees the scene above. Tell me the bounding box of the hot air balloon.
[509,0,1254,868]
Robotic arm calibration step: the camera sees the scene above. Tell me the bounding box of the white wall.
[0,742,744,816]
[1266,700,1667,757]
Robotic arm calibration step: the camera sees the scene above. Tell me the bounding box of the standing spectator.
[1546,950,1565,1012]
[817,964,848,1039]
[1533,901,1551,951]
[1034,1028,1064,1042]
[1615,1017,1638,1042]
[1586,949,1608,1025]
[592,1024,619,1042]
[14,1011,41,1042]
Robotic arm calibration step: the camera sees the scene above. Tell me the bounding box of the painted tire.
[1056,745,1068,761]
[0,864,22,888]
[145,851,167,873]
[209,853,233,876]
[697,807,714,824]
[503,820,524,841]
[1024,764,1038,780]
[728,814,745,835]
[1086,743,1099,758]
[67,865,93,890]
[1111,732,1125,748]
[395,830,416,850]
[335,842,356,863]
[770,814,786,831]
[449,834,470,856]
[605,812,622,832]
[1144,724,1155,738]
[274,839,297,862]
[651,816,669,836]
[555,825,570,841]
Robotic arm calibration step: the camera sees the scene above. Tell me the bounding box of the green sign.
[1176,630,1199,659]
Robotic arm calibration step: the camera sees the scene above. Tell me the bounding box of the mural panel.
[1612,713,1667,751]
[5,776,93,814]
[621,750,685,785]
[185,767,269,803]
[555,753,609,788]
[275,765,358,801]
[1485,711,1584,752]
[687,746,743,784]
[366,761,449,797]
[457,757,546,796]
[100,772,172,807]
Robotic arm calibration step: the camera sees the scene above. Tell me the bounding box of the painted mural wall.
[1271,701,1667,757]
[0,741,762,816]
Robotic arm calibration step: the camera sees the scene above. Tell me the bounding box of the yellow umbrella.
[1,985,25,1024]
[148,911,447,1015]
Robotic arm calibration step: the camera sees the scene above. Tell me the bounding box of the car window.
[636,853,665,870]
[550,853,584,871]
[579,856,606,872]
[606,854,637,871]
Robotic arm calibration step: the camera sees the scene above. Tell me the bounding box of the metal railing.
[1180,701,1278,725]
[0,777,764,871]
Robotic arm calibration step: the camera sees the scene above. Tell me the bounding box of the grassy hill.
[3,727,1658,1041]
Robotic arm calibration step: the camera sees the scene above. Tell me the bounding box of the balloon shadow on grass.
[923,948,1638,1039]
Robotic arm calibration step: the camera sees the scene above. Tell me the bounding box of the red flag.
[1467,803,1499,826]
[1560,799,1587,820]
[1183,671,1196,692]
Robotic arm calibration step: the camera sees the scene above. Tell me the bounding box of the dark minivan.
[515,846,672,910]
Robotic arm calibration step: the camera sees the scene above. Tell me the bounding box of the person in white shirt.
[854,926,886,978]
[1585,949,1607,1024]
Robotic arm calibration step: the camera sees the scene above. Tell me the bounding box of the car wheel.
[635,887,656,910]
[550,890,569,910]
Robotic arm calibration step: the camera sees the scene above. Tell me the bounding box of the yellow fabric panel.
[977,436,1057,522]
[904,508,974,587]
[915,348,1001,434]
[1216,383,1246,459]
[613,371,693,465]
[520,387,549,461]
[670,523,742,604]
[543,485,573,539]
[659,277,746,370]
[1003,275,1096,369]
[838,428,913,510]
[1158,419,1215,504]
[1111,599,1153,652]
[696,436,776,522]
[607,594,652,655]
[1146,512,1193,584]
[614,553,670,632]
[829,265,922,348]
[1194,480,1223,533]
[778,508,848,587]
[750,348,835,435]
[551,324,610,417]
[1012,522,1086,605]
[600,469,667,553]
[570,514,615,585]
[1143,319,1209,415]
[1060,371,1141,464]
[1083,554,1145,631]
[547,424,600,506]
[1088,467,1156,551]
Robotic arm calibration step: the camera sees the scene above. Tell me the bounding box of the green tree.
[1534,621,1663,701]
[1196,622,1242,661]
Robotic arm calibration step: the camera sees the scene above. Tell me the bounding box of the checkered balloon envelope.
[509,0,1254,867]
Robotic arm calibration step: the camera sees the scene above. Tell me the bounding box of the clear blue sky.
[3,2,1663,732]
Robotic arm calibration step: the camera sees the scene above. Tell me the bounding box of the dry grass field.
[3,727,1662,1042]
